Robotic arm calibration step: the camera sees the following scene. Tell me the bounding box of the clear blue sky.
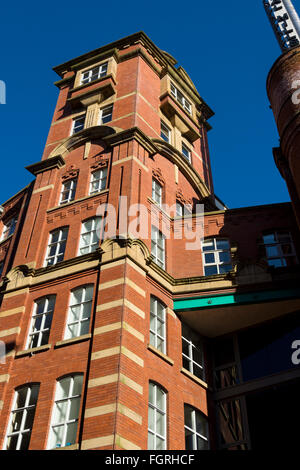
[1,0,298,209]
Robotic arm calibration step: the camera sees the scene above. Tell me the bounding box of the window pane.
[148,406,155,431]
[204,253,215,264]
[156,437,165,450]
[204,265,218,276]
[185,429,194,450]
[197,435,208,450]
[56,378,71,400]
[19,432,31,451]
[184,406,193,429]
[202,240,214,251]
[216,239,230,250]
[65,422,78,446]
[72,375,84,396]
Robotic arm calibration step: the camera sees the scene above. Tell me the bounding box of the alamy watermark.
[95,197,204,251]
[291,340,300,365]
[0,80,6,104]
[292,80,300,104]
[0,341,5,364]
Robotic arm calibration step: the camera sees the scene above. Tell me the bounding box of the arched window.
[65,285,94,339]
[4,384,40,450]
[184,404,209,450]
[151,226,166,269]
[26,295,56,349]
[148,382,167,450]
[48,374,83,449]
[202,238,232,276]
[150,297,166,354]
[45,227,69,266]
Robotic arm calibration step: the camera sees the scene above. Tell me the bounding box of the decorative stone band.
[81,434,141,450]
[91,346,144,367]
[87,373,143,395]
[96,299,145,319]
[84,402,142,425]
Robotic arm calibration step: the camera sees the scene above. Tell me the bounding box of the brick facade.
[0,32,299,451]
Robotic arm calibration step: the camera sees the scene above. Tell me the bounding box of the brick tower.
[0,31,300,451]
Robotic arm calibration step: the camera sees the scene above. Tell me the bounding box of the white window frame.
[60,179,77,205]
[160,121,171,143]
[262,231,298,268]
[65,285,94,339]
[150,297,166,354]
[26,296,55,350]
[148,382,167,450]
[89,167,107,194]
[152,179,163,207]
[202,238,232,276]
[4,384,39,450]
[151,226,166,269]
[78,217,102,256]
[182,324,204,380]
[182,142,191,163]
[176,201,184,217]
[80,62,108,85]
[71,115,85,135]
[45,227,68,267]
[170,82,192,114]
[1,216,17,242]
[184,405,209,450]
[99,105,113,124]
[47,375,83,449]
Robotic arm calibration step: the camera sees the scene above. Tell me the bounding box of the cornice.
[26,155,65,176]
[152,138,211,199]
[52,32,213,120]
[103,126,158,155]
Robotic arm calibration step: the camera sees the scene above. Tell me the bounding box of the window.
[182,324,204,380]
[148,382,167,450]
[4,384,39,450]
[80,62,108,85]
[89,167,107,194]
[65,285,94,339]
[176,202,184,217]
[170,83,192,114]
[202,238,232,276]
[78,217,102,255]
[100,105,113,124]
[150,297,166,354]
[182,143,191,163]
[1,216,17,242]
[160,121,170,143]
[262,231,298,268]
[71,115,85,135]
[48,375,83,449]
[184,405,209,450]
[26,296,55,349]
[60,179,77,205]
[152,179,162,206]
[45,227,68,266]
[151,226,165,269]
[0,262,3,277]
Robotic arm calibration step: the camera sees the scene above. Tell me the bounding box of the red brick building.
[0,32,299,450]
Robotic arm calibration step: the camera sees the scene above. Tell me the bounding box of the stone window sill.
[147,344,174,366]
[16,344,51,357]
[55,334,91,348]
[180,367,209,389]
[52,443,79,451]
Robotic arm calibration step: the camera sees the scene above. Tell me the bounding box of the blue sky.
[1,0,298,209]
